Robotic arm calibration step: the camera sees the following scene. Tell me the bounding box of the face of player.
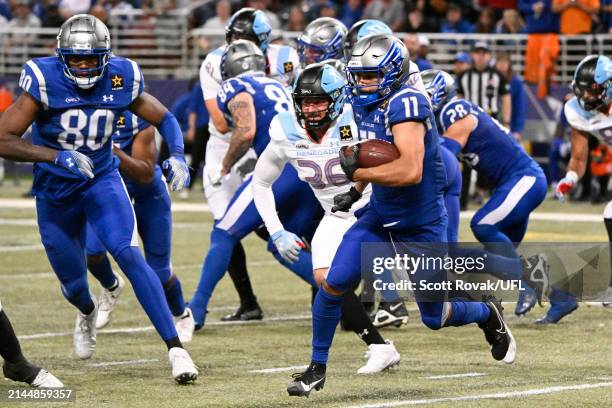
[354,71,379,93]
[303,46,324,65]
[67,55,100,77]
[301,97,330,121]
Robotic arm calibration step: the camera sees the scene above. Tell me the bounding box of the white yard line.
[0,244,43,252]
[18,314,311,341]
[460,211,602,223]
[88,359,158,368]
[348,382,612,408]
[0,199,211,213]
[249,365,308,374]
[421,372,486,380]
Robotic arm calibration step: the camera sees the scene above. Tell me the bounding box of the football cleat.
[372,301,409,328]
[220,304,263,321]
[514,285,538,316]
[520,254,550,306]
[96,274,125,329]
[357,340,400,374]
[479,296,516,364]
[168,347,198,384]
[585,286,612,307]
[74,295,98,360]
[175,307,195,343]
[30,369,64,388]
[287,362,326,397]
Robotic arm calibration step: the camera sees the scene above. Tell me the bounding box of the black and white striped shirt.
[457,67,509,119]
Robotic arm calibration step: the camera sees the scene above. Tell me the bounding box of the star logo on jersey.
[283,62,294,73]
[339,125,353,141]
[116,115,126,128]
[111,74,124,90]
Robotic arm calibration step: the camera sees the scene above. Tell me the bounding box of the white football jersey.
[266,104,371,216]
[408,60,426,94]
[564,96,612,145]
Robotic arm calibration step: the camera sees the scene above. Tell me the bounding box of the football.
[354,139,400,168]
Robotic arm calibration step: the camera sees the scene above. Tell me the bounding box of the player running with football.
[253,62,401,374]
[0,15,197,383]
[287,34,516,397]
[85,111,194,342]
[553,55,612,320]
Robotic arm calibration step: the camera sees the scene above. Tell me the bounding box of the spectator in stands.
[362,0,405,31]
[478,0,517,19]
[202,0,231,30]
[0,11,6,26]
[403,34,433,72]
[339,0,363,28]
[495,9,526,33]
[404,6,439,32]
[441,3,476,33]
[59,0,92,20]
[320,1,337,18]
[476,6,496,32]
[552,0,600,34]
[6,0,41,45]
[248,0,281,29]
[495,52,526,140]
[91,0,135,25]
[603,0,612,32]
[452,51,472,77]
[285,5,306,31]
[42,3,64,27]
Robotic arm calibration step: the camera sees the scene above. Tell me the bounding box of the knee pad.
[61,277,89,300]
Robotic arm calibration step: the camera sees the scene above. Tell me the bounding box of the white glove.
[271,230,304,264]
[162,156,190,191]
[206,164,224,187]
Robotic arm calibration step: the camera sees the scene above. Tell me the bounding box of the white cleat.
[74,295,98,360]
[96,274,125,329]
[31,369,64,388]
[357,340,401,374]
[175,307,195,343]
[168,347,198,384]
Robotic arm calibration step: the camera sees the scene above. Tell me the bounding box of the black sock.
[227,242,259,309]
[165,336,182,351]
[605,218,612,287]
[311,286,318,306]
[341,291,385,346]
[81,302,95,316]
[0,310,26,364]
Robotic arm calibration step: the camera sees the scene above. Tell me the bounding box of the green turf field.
[0,187,611,408]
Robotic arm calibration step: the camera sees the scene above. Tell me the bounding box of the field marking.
[0,244,43,252]
[421,372,486,380]
[348,382,612,408]
[88,359,158,368]
[249,365,308,374]
[18,314,311,341]
[461,211,601,223]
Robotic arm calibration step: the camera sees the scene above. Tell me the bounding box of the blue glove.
[162,156,190,191]
[271,230,304,264]
[54,150,94,179]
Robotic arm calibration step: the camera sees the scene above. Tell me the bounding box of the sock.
[341,291,385,346]
[311,289,343,364]
[163,274,186,317]
[190,228,237,328]
[165,336,182,351]
[311,286,318,306]
[115,246,177,341]
[605,218,612,287]
[446,301,490,326]
[87,253,117,289]
[0,310,25,363]
[227,241,259,309]
[271,245,317,287]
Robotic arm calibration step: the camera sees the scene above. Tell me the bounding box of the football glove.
[54,150,94,179]
[555,171,578,201]
[271,230,305,264]
[162,155,190,191]
[339,144,360,181]
[331,186,362,213]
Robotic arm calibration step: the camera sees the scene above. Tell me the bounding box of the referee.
[456,41,512,209]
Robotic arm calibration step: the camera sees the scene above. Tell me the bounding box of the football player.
[1,299,63,387]
[287,35,516,397]
[297,17,347,66]
[85,111,194,342]
[253,62,400,373]
[198,7,300,321]
[422,69,550,318]
[188,41,324,332]
[554,55,612,319]
[0,15,197,383]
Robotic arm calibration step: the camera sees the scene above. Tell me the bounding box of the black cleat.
[521,254,550,306]
[372,301,409,328]
[220,304,263,321]
[479,296,516,364]
[3,360,41,385]
[287,362,326,397]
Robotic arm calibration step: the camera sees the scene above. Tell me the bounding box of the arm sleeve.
[252,141,288,236]
[510,77,526,133]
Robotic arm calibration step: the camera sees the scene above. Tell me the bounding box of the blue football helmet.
[343,19,392,62]
[225,8,272,54]
[421,69,456,112]
[297,17,347,66]
[346,34,411,107]
[56,14,111,89]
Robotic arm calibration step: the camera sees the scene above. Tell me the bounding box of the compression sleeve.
[252,141,288,236]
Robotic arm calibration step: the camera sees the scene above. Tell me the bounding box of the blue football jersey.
[217,74,291,156]
[352,85,447,228]
[438,98,538,184]
[20,55,145,200]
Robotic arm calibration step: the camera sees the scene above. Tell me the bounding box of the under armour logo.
[66,158,74,168]
[103,95,114,102]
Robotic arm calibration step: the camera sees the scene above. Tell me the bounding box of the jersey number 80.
[58,109,116,151]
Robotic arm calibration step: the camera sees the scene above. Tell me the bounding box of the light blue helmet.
[346,34,410,107]
[344,20,392,61]
[421,69,456,112]
[572,55,612,111]
[595,55,612,107]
